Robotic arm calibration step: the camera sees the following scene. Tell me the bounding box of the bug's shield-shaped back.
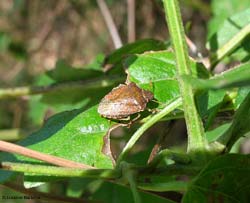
[98,83,153,119]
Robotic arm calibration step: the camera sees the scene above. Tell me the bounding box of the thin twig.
[185,35,199,57]
[97,0,123,48]
[0,141,94,169]
[185,35,210,68]
[28,1,67,54]
[147,122,173,163]
[127,0,136,42]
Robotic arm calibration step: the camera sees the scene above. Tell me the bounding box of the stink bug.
[98,83,153,119]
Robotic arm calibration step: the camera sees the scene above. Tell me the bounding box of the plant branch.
[0,141,94,169]
[0,162,118,178]
[117,97,182,164]
[0,161,200,185]
[127,0,136,42]
[0,76,123,99]
[97,0,123,48]
[163,0,207,153]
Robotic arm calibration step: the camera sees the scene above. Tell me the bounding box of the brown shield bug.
[98,82,153,119]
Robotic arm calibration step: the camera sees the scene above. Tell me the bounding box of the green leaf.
[40,84,111,105]
[28,74,55,125]
[218,91,250,150]
[205,123,231,142]
[234,86,250,108]
[183,154,250,203]
[207,8,250,61]
[183,63,250,90]
[28,74,89,126]
[196,90,226,117]
[92,181,175,203]
[196,89,226,129]
[46,59,103,83]
[0,106,115,182]
[29,94,89,126]
[24,106,114,167]
[126,50,209,103]
[42,59,124,105]
[85,53,105,71]
[104,39,167,71]
[66,178,92,197]
[208,0,250,39]
[127,50,223,133]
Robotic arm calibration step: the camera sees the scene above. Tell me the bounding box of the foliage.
[0,0,250,202]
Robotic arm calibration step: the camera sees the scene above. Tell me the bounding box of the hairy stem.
[163,0,207,153]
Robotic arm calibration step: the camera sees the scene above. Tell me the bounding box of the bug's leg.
[152,99,165,105]
[124,69,131,85]
[131,113,141,122]
[118,116,131,121]
[125,114,141,128]
[147,107,159,114]
[118,114,141,128]
[147,99,169,113]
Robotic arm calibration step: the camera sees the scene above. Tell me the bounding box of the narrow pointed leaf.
[183,63,250,90]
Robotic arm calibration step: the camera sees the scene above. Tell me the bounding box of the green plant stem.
[121,163,141,203]
[211,24,250,68]
[140,109,184,123]
[0,161,199,178]
[138,181,187,192]
[0,162,119,179]
[0,76,123,99]
[0,129,25,141]
[117,97,182,164]
[163,0,207,153]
